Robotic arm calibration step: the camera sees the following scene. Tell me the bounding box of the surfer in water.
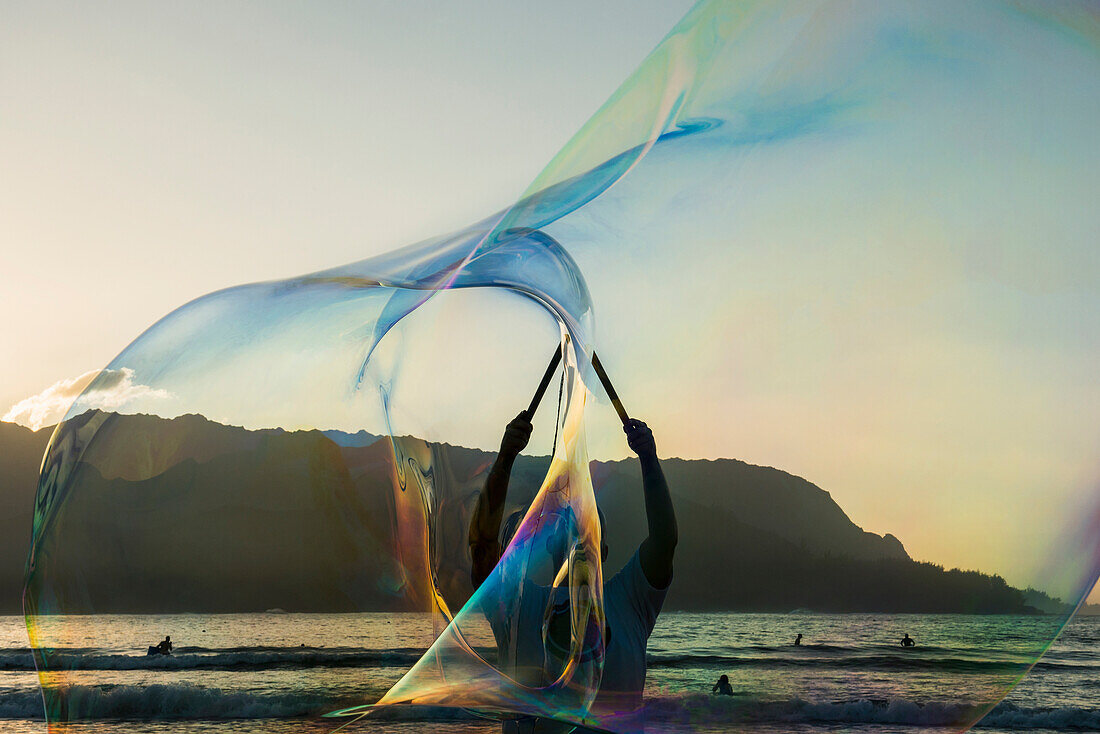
[900,633,915,648]
[712,674,734,695]
[147,635,172,656]
[794,633,802,646]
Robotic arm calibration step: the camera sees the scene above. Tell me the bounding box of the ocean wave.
[9,646,1066,675]
[4,685,1100,729]
[0,684,484,722]
[642,694,1100,730]
[645,652,1043,673]
[0,684,334,720]
[1,647,431,672]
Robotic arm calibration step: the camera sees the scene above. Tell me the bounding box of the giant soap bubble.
[24,1,1100,732]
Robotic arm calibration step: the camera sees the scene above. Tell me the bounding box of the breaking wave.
[8,645,1082,675]
[0,646,432,671]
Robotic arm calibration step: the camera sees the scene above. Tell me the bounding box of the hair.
[499,507,606,552]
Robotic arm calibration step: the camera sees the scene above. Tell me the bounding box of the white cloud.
[2,368,170,431]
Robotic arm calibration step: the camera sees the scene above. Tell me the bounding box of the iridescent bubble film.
[24,1,1100,733]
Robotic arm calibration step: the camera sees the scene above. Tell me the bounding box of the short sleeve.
[615,547,670,636]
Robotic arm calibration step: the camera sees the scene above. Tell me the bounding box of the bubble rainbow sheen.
[24,1,1100,732]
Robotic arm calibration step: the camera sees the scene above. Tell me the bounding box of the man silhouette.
[470,411,677,733]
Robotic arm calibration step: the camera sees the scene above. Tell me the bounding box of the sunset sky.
[3,1,1099,604]
[1,0,693,427]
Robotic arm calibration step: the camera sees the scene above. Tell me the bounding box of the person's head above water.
[717,674,729,684]
[500,506,609,566]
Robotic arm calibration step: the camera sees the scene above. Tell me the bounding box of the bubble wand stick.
[525,345,563,419]
[525,344,630,426]
[590,353,630,426]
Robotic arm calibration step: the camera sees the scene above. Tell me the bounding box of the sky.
[0,0,694,427]
[2,1,1099,604]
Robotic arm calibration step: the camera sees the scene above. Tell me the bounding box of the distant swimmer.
[794,633,802,646]
[900,633,915,648]
[147,635,172,656]
[712,674,733,695]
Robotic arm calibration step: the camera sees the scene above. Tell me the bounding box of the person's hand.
[624,419,657,459]
[499,411,533,457]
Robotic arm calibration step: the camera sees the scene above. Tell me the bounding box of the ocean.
[2,612,1097,734]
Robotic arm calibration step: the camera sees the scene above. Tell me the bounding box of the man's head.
[499,506,608,568]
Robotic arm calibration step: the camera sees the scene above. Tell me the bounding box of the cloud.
[2,368,170,431]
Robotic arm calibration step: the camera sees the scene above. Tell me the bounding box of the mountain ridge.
[0,413,1059,615]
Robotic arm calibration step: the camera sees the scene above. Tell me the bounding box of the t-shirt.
[484,548,670,734]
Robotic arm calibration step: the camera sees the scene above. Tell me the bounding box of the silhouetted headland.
[0,412,1083,615]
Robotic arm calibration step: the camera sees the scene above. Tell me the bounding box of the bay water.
[2,612,1097,733]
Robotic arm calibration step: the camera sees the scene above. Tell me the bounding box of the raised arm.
[626,419,677,589]
[469,411,532,589]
